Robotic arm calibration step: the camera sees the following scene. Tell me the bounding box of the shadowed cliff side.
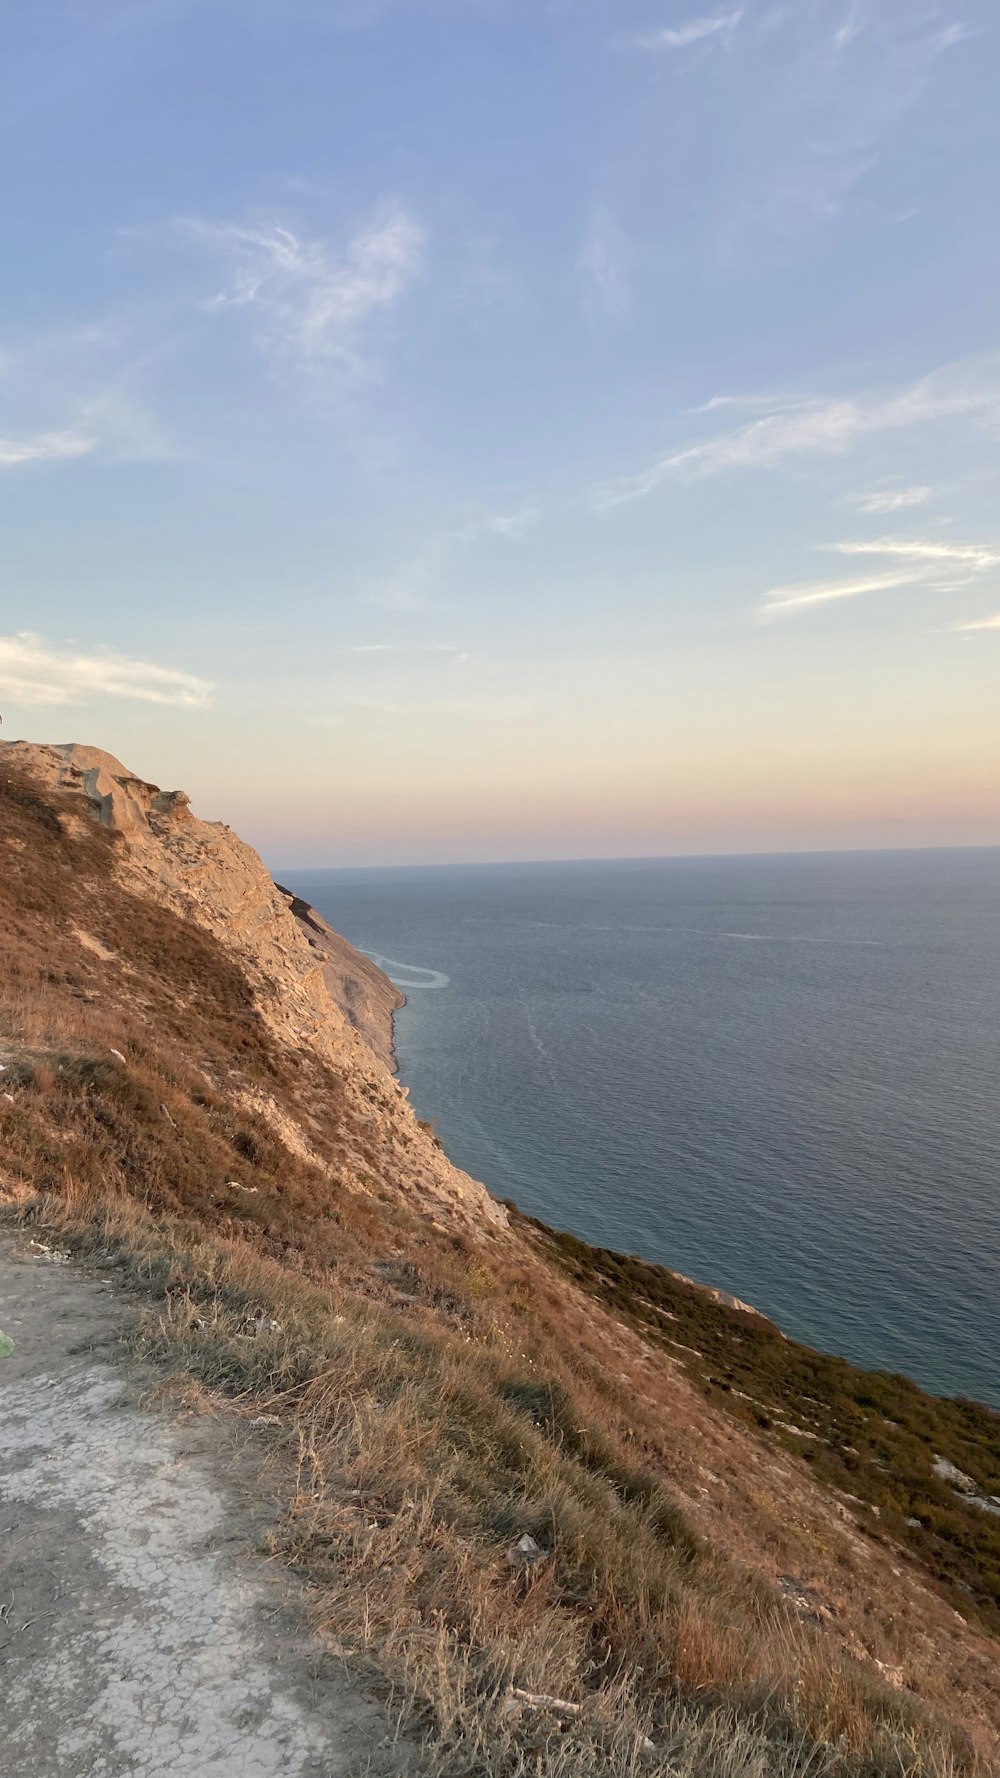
[275,883,403,1071]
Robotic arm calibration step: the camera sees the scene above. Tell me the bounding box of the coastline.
[388,989,406,1076]
[274,882,1000,1629]
[375,937,1000,1422]
[296,853,1000,1413]
[378,939,1000,1624]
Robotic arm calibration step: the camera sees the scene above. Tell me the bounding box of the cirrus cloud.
[0,427,96,469]
[757,530,1000,622]
[576,207,632,322]
[0,633,213,708]
[597,355,1000,506]
[179,205,425,370]
[953,614,1000,634]
[756,570,919,621]
[831,537,1000,573]
[633,11,743,51]
[852,485,932,513]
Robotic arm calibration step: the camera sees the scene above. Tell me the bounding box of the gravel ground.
[0,1235,404,1778]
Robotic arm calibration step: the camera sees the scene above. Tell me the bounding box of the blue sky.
[2,0,998,863]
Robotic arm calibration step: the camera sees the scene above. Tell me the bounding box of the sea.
[283,850,1000,1410]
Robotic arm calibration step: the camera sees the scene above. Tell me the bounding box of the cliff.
[274,882,403,1070]
[2,739,999,1778]
[0,740,504,1233]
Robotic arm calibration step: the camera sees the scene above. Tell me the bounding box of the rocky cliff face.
[0,740,505,1233]
[274,884,403,1072]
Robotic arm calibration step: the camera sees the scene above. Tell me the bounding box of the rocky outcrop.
[1,741,505,1233]
[2,742,349,1062]
[671,1272,776,1326]
[275,885,403,1071]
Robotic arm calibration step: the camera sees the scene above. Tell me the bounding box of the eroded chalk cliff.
[1,740,504,1233]
[274,884,403,1071]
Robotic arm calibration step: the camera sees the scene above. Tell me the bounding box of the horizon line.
[271,838,1000,875]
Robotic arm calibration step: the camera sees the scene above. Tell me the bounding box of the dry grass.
[527,1224,1000,1635]
[6,1186,982,1778]
[1,755,997,1778]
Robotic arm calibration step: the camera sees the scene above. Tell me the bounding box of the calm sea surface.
[284,852,1000,1408]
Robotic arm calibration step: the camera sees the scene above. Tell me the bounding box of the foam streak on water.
[362,952,450,991]
[286,852,1000,1408]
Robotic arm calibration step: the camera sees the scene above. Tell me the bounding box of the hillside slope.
[2,741,999,1778]
[0,740,502,1233]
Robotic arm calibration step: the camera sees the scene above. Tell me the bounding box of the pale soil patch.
[72,926,117,962]
[0,1237,406,1778]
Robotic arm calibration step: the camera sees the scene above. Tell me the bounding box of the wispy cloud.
[853,484,932,513]
[757,571,918,621]
[758,531,1000,622]
[449,503,539,544]
[713,5,974,242]
[576,207,631,321]
[365,500,538,611]
[369,570,431,612]
[831,537,1000,574]
[0,427,96,469]
[0,632,213,707]
[0,317,173,472]
[181,206,425,368]
[633,10,743,51]
[833,1,865,53]
[484,507,538,539]
[598,356,1000,505]
[953,613,1000,633]
[927,22,975,56]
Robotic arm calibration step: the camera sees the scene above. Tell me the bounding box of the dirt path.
[0,1236,403,1777]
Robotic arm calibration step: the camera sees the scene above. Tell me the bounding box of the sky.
[1,0,999,866]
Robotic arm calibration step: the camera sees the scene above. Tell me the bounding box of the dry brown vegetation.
[527,1224,1000,1634]
[2,755,999,1778]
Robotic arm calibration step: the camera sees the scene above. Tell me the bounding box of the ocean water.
[285,851,1000,1409]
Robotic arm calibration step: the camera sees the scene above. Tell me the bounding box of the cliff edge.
[0,739,504,1233]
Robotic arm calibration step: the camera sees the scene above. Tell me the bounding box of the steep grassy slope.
[2,748,999,1777]
[527,1222,1000,1636]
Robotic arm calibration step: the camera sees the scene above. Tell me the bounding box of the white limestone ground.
[0,1238,403,1778]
